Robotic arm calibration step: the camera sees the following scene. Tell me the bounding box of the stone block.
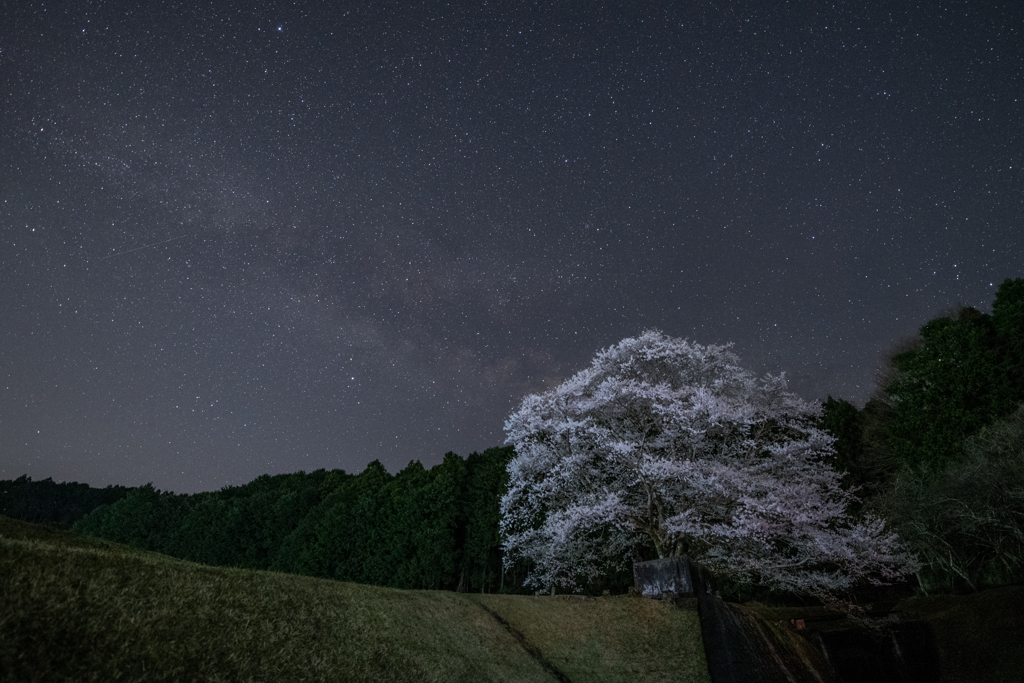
[633,557,695,598]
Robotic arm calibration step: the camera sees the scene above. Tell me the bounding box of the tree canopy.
[849,277,1024,591]
[0,476,130,528]
[881,278,1024,472]
[71,447,522,593]
[501,330,918,603]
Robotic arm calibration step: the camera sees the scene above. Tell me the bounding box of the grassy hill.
[0,515,709,682]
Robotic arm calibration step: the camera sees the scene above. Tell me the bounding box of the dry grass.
[1,516,708,682]
[474,594,710,683]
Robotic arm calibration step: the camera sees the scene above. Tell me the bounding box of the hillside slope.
[0,516,708,682]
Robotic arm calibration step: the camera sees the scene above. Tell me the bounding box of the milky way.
[2,1,1021,492]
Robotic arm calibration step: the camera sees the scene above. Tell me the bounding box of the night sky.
[2,2,1021,493]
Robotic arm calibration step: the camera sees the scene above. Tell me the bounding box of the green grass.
[0,516,709,682]
[474,593,708,682]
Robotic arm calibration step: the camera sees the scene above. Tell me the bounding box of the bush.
[869,404,1024,592]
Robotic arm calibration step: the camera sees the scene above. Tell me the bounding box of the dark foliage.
[73,446,556,594]
[0,475,130,528]
[870,406,1024,592]
[878,278,1024,474]
[820,396,864,482]
[884,306,1007,471]
[832,277,1024,593]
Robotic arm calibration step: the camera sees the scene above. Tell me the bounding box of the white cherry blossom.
[501,330,918,601]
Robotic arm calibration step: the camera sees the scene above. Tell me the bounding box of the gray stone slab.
[633,557,695,598]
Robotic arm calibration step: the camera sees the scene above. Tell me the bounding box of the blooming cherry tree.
[501,330,917,601]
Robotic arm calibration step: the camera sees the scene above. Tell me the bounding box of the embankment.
[0,515,708,682]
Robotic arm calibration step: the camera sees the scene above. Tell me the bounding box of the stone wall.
[635,557,839,683]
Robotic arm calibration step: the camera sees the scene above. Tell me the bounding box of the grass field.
[0,515,709,682]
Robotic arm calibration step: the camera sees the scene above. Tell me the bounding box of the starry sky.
[2,1,1021,493]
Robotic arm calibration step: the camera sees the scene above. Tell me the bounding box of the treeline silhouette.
[0,476,130,528]
[68,447,543,593]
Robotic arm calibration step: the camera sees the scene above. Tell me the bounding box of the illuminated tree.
[501,330,917,602]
